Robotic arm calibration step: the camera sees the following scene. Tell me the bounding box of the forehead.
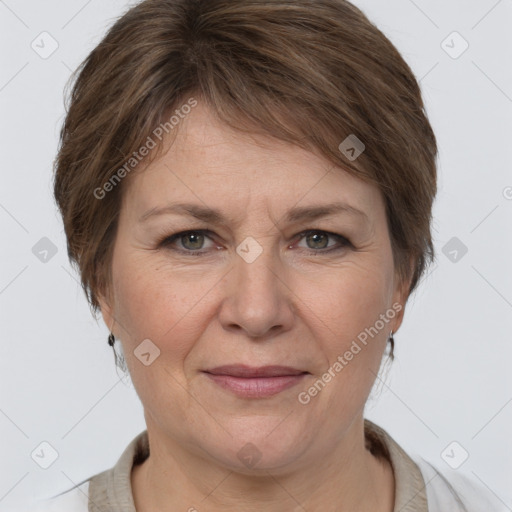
[122,101,383,224]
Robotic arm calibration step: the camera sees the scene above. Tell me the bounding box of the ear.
[97,288,117,336]
[390,257,414,334]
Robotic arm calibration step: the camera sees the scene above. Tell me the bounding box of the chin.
[196,415,312,473]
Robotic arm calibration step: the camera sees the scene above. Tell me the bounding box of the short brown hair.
[54,0,437,318]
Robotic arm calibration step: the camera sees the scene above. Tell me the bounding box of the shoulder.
[364,420,507,512]
[26,481,89,512]
[413,457,508,512]
[25,430,148,512]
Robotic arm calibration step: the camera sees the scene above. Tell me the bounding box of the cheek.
[112,254,220,358]
[302,260,392,343]
[301,269,392,410]
[300,265,393,410]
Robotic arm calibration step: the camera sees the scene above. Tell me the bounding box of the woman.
[31,0,505,510]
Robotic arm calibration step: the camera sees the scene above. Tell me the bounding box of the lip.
[205,365,307,377]
[203,365,309,398]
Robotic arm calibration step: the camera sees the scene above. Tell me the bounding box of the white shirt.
[26,421,507,511]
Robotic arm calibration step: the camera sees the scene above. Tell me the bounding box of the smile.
[203,365,309,398]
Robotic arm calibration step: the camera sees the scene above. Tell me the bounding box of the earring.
[388,330,395,358]
[108,332,115,346]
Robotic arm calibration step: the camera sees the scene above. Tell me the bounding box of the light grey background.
[1,0,511,510]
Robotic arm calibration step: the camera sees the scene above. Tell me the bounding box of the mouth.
[202,365,310,398]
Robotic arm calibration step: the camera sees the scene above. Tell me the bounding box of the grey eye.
[305,232,330,249]
[180,232,206,250]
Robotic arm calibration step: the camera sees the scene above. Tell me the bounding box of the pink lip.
[203,365,309,398]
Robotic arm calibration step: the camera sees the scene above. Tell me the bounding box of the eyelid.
[158,229,218,254]
[292,230,352,254]
[158,229,352,255]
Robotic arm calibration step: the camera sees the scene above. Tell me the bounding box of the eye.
[294,230,351,254]
[158,229,352,256]
[158,230,217,256]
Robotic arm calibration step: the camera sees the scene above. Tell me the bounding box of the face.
[100,100,409,473]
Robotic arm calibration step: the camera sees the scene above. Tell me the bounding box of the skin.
[99,100,411,511]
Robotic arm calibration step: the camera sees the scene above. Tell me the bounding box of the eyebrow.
[138,201,369,225]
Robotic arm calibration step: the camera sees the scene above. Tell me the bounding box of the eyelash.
[157,229,352,257]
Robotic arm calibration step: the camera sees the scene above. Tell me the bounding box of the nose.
[218,242,295,340]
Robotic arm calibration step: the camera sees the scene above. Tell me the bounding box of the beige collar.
[88,420,428,511]
[364,420,428,511]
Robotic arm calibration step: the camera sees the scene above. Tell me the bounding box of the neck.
[131,417,395,512]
